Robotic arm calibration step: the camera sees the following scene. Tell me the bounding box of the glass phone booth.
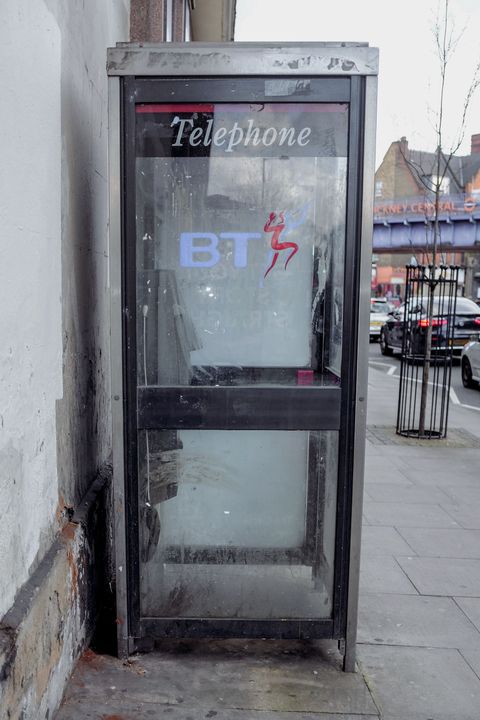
[108,43,378,671]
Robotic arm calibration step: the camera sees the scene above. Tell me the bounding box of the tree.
[399,0,480,436]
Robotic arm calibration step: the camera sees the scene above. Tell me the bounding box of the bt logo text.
[179,232,262,268]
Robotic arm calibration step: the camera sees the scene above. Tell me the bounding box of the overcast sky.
[234,0,480,166]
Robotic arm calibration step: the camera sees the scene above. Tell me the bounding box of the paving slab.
[360,526,415,557]
[442,485,480,504]
[439,501,480,529]
[394,447,480,472]
[455,597,480,632]
[55,642,379,720]
[402,465,480,486]
[358,594,480,648]
[364,444,412,462]
[460,650,480,681]
[363,466,413,486]
[398,527,480,558]
[362,501,459,528]
[56,704,379,720]
[366,424,480,450]
[391,446,466,459]
[364,444,416,463]
[358,645,480,720]
[397,447,480,467]
[364,483,451,504]
[396,557,480,596]
[359,556,418,595]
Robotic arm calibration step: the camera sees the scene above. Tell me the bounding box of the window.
[430,175,450,194]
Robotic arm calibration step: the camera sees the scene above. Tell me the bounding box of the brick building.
[373,135,480,301]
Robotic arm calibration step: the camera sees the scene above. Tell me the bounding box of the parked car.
[370,298,394,341]
[461,340,480,388]
[380,296,480,358]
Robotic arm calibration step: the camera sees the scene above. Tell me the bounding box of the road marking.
[449,384,480,412]
[369,360,397,375]
[449,387,460,405]
[371,365,480,412]
[369,353,480,412]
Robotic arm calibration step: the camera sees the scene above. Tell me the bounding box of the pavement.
[55,366,480,720]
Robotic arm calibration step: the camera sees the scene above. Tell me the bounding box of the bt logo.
[179,204,310,272]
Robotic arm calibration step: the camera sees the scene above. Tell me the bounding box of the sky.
[234,0,480,166]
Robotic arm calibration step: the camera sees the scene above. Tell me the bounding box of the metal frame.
[344,74,378,671]
[109,75,130,656]
[108,43,378,665]
[138,386,342,430]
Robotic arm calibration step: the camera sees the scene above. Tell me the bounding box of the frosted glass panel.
[152,430,307,548]
[138,430,338,619]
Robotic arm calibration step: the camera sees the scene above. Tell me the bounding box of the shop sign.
[374,195,478,218]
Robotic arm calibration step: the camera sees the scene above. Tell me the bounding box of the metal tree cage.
[396,265,460,439]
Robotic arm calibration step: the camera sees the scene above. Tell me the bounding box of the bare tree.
[399,0,480,436]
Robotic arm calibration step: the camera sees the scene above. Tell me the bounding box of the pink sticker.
[297,370,314,386]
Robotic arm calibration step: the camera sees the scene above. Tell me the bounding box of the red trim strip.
[136,104,214,113]
[136,103,347,114]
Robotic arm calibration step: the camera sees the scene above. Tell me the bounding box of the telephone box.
[108,43,378,670]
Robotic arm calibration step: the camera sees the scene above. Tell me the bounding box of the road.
[368,341,480,412]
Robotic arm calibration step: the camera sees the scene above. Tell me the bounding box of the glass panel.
[138,430,338,619]
[135,100,348,387]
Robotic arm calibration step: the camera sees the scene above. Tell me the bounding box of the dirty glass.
[138,429,338,619]
[134,99,346,620]
[135,101,348,386]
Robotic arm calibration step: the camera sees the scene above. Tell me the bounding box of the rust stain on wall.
[61,522,77,542]
[66,547,79,595]
[59,522,80,597]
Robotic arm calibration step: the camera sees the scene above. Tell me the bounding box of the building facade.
[373,135,480,301]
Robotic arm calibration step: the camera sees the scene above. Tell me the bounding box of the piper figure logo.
[263,212,298,278]
[263,203,309,279]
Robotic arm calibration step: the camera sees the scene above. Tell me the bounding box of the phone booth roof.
[107,42,378,78]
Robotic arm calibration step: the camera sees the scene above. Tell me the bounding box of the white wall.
[0,0,129,619]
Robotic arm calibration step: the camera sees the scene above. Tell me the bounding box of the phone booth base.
[108,43,378,670]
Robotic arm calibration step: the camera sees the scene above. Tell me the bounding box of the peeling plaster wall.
[0,487,112,720]
[0,525,85,719]
[47,0,129,507]
[0,0,62,621]
[0,0,129,625]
